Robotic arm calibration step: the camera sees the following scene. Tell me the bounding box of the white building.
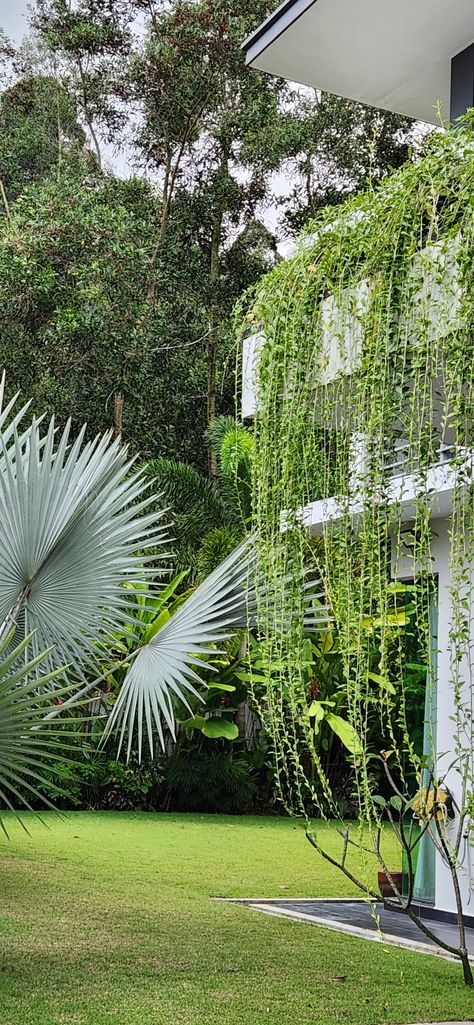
[242,0,474,924]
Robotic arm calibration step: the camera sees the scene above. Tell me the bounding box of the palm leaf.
[0,630,81,831]
[0,415,171,673]
[0,389,265,804]
[102,539,255,759]
[145,457,228,547]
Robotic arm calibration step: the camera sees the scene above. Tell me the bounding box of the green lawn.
[0,812,472,1025]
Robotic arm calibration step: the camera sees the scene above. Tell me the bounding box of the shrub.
[164,751,257,813]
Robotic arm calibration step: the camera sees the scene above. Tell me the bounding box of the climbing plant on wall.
[239,115,474,984]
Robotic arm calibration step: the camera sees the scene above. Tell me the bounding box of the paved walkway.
[223,896,474,964]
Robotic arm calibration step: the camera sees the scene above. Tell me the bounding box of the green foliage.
[0,171,154,435]
[205,415,254,526]
[239,120,474,978]
[0,629,79,823]
[146,416,253,580]
[164,751,256,813]
[0,384,256,817]
[0,75,86,202]
[97,570,191,691]
[10,748,164,811]
[146,458,228,552]
[280,91,417,234]
[241,118,474,829]
[0,170,216,466]
[33,0,132,165]
[180,716,239,741]
[0,1,415,480]
[195,526,243,582]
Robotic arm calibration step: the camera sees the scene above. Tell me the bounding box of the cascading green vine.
[238,117,474,930]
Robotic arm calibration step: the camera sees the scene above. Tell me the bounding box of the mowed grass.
[0,812,472,1025]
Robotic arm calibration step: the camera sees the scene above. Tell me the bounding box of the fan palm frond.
[0,415,171,672]
[0,388,260,785]
[102,538,255,759]
[0,629,80,827]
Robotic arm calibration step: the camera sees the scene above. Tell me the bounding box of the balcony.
[288,445,473,538]
[242,233,462,420]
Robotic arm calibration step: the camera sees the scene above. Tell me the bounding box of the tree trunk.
[207,315,218,480]
[0,177,11,222]
[207,147,229,481]
[146,157,172,302]
[114,390,124,440]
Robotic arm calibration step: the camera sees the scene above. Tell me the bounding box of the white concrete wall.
[392,518,474,915]
[242,331,263,419]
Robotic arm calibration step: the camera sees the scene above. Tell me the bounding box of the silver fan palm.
[0,380,254,805]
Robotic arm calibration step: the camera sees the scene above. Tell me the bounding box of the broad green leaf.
[373,611,408,628]
[143,608,171,644]
[152,570,190,609]
[201,718,239,740]
[326,713,362,756]
[372,795,386,807]
[235,672,269,683]
[178,716,206,731]
[307,700,325,734]
[368,672,396,695]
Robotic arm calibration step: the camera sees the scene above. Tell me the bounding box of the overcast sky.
[1,1,29,43]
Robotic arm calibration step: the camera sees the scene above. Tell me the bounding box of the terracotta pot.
[378,870,403,898]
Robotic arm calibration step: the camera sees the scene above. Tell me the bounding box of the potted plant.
[378,871,403,899]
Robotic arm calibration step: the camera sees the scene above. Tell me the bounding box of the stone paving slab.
[269,899,474,953]
[227,897,474,963]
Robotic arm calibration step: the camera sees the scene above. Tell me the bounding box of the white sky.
[1,0,29,42]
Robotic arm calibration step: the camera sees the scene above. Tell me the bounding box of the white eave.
[243,0,474,125]
[288,458,473,537]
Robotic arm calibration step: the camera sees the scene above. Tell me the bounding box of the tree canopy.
[0,0,415,469]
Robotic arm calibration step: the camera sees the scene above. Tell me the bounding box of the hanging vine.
[238,116,474,983]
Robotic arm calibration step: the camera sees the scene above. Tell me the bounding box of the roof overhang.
[243,0,474,125]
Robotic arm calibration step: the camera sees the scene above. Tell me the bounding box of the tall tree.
[0,75,86,207]
[33,0,133,168]
[0,171,154,439]
[31,0,292,473]
[0,161,267,467]
[276,90,416,233]
[129,0,291,472]
[9,0,415,471]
